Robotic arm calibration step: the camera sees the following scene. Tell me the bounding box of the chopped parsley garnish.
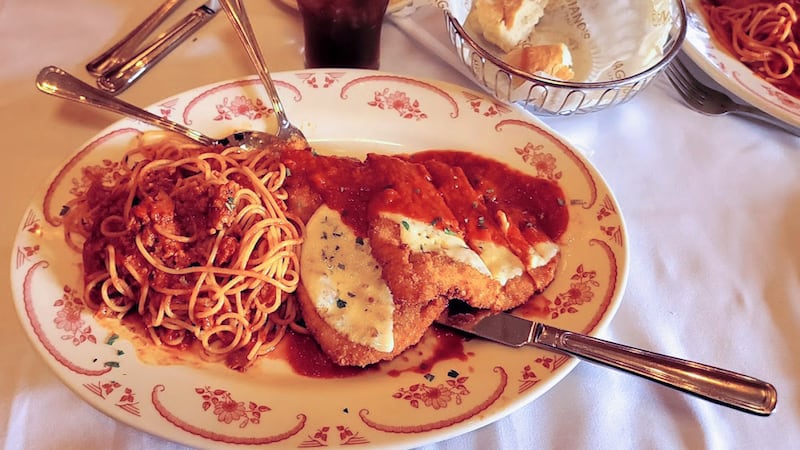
[336,298,348,308]
[117,350,125,356]
[355,236,364,245]
[424,373,435,382]
[447,369,460,378]
[347,291,356,298]
[401,220,410,231]
[332,231,343,237]
[106,334,119,345]
[285,167,292,177]
[225,196,236,212]
[431,217,441,226]
[444,228,457,236]
[337,263,346,270]
[104,361,120,368]
[59,205,70,216]
[477,216,487,229]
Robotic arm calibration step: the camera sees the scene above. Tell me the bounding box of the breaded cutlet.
[283,150,562,367]
[295,282,446,367]
[365,153,507,309]
[410,151,562,292]
[421,159,539,310]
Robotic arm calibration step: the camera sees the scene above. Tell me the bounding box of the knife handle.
[96,5,217,95]
[86,0,185,76]
[534,323,777,416]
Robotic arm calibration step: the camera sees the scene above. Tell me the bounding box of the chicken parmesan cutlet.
[279,149,567,367]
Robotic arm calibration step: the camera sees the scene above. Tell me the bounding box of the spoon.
[217,0,308,148]
[35,65,288,151]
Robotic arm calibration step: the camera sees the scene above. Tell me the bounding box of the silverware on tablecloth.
[37,66,285,151]
[86,0,186,76]
[96,0,220,94]
[437,300,778,416]
[666,57,800,137]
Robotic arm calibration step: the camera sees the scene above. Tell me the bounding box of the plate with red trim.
[682,0,800,128]
[10,70,628,449]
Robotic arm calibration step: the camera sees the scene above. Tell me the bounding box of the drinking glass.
[296,0,390,70]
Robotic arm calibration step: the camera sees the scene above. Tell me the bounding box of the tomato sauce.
[274,327,471,379]
[410,150,568,241]
[281,149,568,243]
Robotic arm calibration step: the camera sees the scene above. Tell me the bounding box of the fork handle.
[86,0,185,76]
[219,0,292,131]
[37,66,214,145]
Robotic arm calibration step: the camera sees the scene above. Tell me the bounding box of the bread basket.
[437,0,687,116]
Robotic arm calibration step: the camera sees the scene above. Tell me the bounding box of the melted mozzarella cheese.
[530,241,560,268]
[473,240,524,285]
[301,205,394,352]
[381,213,492,277]
[496,210,559,271]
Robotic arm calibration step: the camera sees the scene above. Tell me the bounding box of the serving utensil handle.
[533,323,777,416]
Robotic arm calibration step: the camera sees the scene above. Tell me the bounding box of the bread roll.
[504,43,575,81]
[466,0,551,52]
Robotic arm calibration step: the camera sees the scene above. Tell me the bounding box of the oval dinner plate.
[10,70,628,449]
[682,0,800,128]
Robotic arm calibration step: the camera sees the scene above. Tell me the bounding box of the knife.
[86,0,186,76]
[96,0,220,94]
[436,300,777,416]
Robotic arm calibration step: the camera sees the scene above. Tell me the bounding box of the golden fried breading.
[283,150,562,366]
[295,270,447,367]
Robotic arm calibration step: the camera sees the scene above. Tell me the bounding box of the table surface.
[1,1,798,449]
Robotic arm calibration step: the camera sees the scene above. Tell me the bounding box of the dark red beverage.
[297,0,389,70]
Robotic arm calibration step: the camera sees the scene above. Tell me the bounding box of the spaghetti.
[62,132,304,371]
[702,0,800,97]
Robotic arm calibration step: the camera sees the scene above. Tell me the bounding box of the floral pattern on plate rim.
[10,70,627,449]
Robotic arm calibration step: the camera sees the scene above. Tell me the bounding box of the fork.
[665,57,800,137]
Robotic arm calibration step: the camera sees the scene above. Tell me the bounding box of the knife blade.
[86,0,186,76]
[96,0,219,94]
[436,300,777,416]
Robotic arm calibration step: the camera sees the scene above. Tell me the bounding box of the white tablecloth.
[1,1,798,449]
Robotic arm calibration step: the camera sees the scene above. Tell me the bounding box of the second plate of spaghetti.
[10,70,628,449]
[683,0,800,128]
